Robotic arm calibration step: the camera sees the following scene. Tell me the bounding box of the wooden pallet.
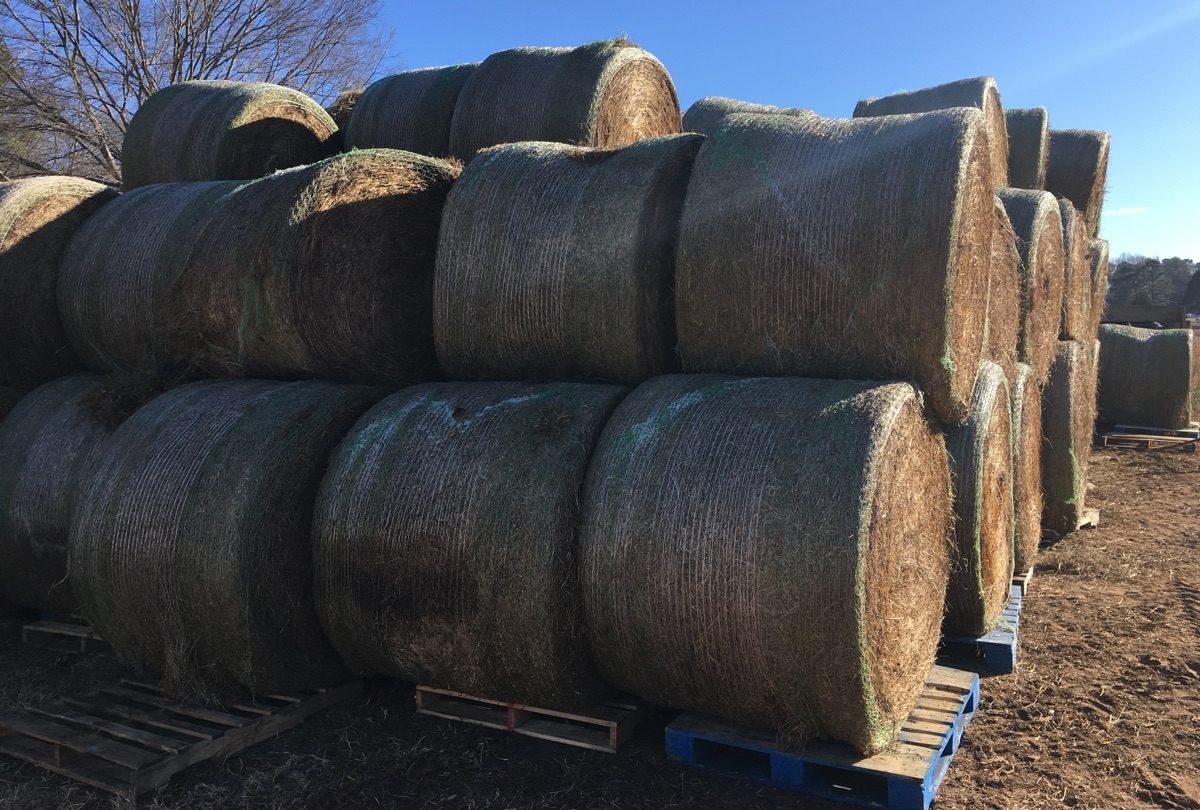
[0,678,361,799]
[665,666,979,810]
[941,587,1023,674]
[23,617,107,654]
[414,686,651,753]
[1012,567,1034,597]
[1077,508,1100,531]
[1102,432,1198,451]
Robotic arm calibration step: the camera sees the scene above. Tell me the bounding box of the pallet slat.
[941,587,1023,674]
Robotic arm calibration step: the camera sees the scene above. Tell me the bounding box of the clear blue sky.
[377,0,1200,261]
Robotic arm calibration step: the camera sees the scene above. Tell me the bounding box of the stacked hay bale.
[1041,340,1099,537]
[345,65,478,156]
[1004,108,1049,190]
[987,198,1021,386]
[1097,325,1192,429]
[1010,364,1044,574]
[1087,239,1111,342]
[682,97,815,134]
[1045,129,1110,237]
[1058,200,1093,341]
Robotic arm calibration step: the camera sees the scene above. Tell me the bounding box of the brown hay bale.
[325,89,364,151]
[986,197,1021,387]
[996,189,1066,383]
[1058,200,1092,341]
[853,76,1008,187]
[676,109,993,425]
[581,375,951,755]
[170,149,460,385]
[1097,324,1192,429]
[448,39,682,161]
[1004,108,1048,190]
[314,381,625,710]
[1045,129,1110,238]
[1087,238,1110,341]
[1041,340,1098,537]
[121,81,338,189]
[1011,363,1043,573]
[0,177,118,388]
[70,379,385,695]
[681,97,815,135]
[346,65,478,157]
[434,135,702,386]
[58,181,243,373]
[0,373,111,613]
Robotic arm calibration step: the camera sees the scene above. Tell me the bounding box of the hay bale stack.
[1011,363,1043,573]
[1058,200,1092,341]
[70,379,384,695]
[171,149,460,384]
[121,81,338,189]
[346,65,478,157]
[1042,340,1098,537]
[58,181,243,373]
[682,97,816,135]
[448,39,681,161]
[0,374,111,613]
[581,375,951,755]
[314,382,625,710]
[1087,238,1110,341]
[853,77,1008,187]
[987,197,1021,386]
[943,362,1014,635]
[0,177,118,388]
[676,109,993,425]
[1045,129,1110,238]
[1097,324,1192,429]
[996,189,1066,383]
[435,135,702,385]
[1004,108,1049,190]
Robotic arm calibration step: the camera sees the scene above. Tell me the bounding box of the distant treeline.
[1106,254,1200,311]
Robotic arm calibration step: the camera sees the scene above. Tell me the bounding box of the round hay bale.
[676,109,993,425]
[853,76,1008,187]
[0,373,111,613]
[986,196,1021,387]
[943,361,1014,636]
[1044,129,1110,238]
[0,177,118,388]
[1087,238,1110,342]
[1004,108,1049,190]
[580,375,951,755]
[1058,200,1092,341]
[1097,324,1192,429]
[1011,363,1043,574]
[170,149,460,385]
[682,97,815,135]
[58,181,243,373]
[346,65,478,157]
[121,81,338,189]
[70,379,385,695]
[448,39,682,161]
[325,88,364,151]
[996,188,1066,383]
[435,135,702,386]
[1041,340,1097,538]
[314,381,625,710]
[0,386,24,418]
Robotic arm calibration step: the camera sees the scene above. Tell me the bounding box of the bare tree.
[0,0,388,183]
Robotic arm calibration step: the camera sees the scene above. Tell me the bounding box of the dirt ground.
[0,448,1197,809]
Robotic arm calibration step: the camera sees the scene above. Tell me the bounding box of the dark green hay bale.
[170,149,461,385]
[1087,238,1110,343]
[435,135,702,386]
[986,196,1021,387]
[346,65,478,157]
[1058,200,1092,341]
[676,109,993,426]
[996,188,1066,383]
[70,379,385,696]
[0,386,24,418]
[0,177,118,388]
[1045,129,1110,238]
[0,373,112,613]
[121,81,339,189]
[1097,324,1191,429]
[943,362,1014,636]
[448,39,682,161]
[682,97,815,135]
[1004,108,1049,190]
[580,375,951,755]
[1011,363,1043,573]
[58,181,243,373]
[314,381,626,710]
[853,76,1008,187]
[1041,340,1097,537]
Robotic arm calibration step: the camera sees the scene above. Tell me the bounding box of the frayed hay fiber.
[986,197,1021,387]
[1087,239,1110,342]
[1011,363,1043,574]
[1042,340,1098,538]
[1058,200,1093,341]
[1004,108,1049,190]
[1097,324,1191,430]
[682,97,815,135]
[346,65,478,157]
[1045,129,1110,238]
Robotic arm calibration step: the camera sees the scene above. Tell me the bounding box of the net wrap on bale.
[1097,324,1192,430]
[682,97,815,135]
[1042,340,1098,537]
[1058,200,1092,341]
[346,65,478,156]
[1045,129,1110,238]
[986,197,1021,386]
[1004,108,1049,190]
[1011,363,1043,574]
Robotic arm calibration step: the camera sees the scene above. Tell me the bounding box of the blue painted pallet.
[941,586,1023,674]
[665,666,979,810]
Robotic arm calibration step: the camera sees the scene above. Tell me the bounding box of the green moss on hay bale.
[1011,363,1043,573]
[122,81,338,189]
[1087,239,1110,343]
[986,197,1021,387]
[448,39,682,161]
[1042,340,1098,538]
[676,109,992,425]
[1045,129,1110,238]
[314,381,625,710]
[853,76,1009,187]
[1058,200,1092,341]
[170,149,460,385]
[682,97,815,135]
[58,181,243,373]
[0,177,118,388]
[435,135,701,386]
[1097,324,1191,430]
[580,375,951,755]
[1004,108,1049,190]
[70,379,385,696]
[346,65,478,157]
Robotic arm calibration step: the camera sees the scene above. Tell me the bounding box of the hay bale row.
[1004,108,1049,190]
[1010,363,1043,574]
[1045,129,1110,238]
[346,65,478,157]
[682,97,815,135]
[1042,340,1098,538]
[1097,324,1192,430]
[986,197,1021,386]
